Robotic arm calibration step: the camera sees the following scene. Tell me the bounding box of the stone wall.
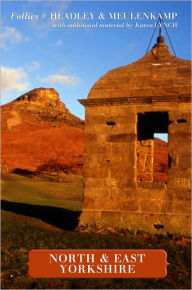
[79,100,191,236]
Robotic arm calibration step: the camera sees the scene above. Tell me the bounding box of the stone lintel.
[78,94,191,107]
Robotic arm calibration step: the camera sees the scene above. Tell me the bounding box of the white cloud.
[27,1,69,38]
[56,39,63,47]
[1,66,29,93]
[41,74,81,87]
[1,26,29,49]
[25,61,40,72]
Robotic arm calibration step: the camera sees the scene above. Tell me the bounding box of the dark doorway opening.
[137,112,169,183]
[137,112,169,140]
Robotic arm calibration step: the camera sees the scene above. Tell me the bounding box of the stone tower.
[79,38,191,235]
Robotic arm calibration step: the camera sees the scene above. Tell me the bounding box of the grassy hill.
[2,172,83,211]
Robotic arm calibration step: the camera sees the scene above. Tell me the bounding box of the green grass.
[1,210,191,289]
[1,172,83,211]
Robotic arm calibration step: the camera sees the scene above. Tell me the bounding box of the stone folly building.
[79,37,191,235]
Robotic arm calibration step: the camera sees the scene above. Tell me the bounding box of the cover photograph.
[1,0,191,289]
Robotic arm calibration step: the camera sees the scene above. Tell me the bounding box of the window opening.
[106,121,116,126]
[177,119,187,123]
[137,112,169,183]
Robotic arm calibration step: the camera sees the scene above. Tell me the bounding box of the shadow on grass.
[12,168,36,178]
[1,200,81,230]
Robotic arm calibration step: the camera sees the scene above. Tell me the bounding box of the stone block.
[114,189,137,199]
[79,210,102,227]
[86,115,106,125]
[178,156,191,169]
[137,188,167,200]
[110,166,135,180]
[107,133,136,143]
[167,189,191,201]
[101,211,120,227]
[161,199,191,214]
[137,182,167,190]
[104,153,129,164]
[169,111,191,121]
[168,143,190,154]
[179,85,191,94]
[168,176,191,189]
[109,106,135,117]
[85,124,109,134]
[84,177,117,188]
[169,123,191,134]
[119,198,139,211]
[84,143,109,154]
[178,104,191,113]
[82,198,96,209]
[113,123,137,134]
[85,133,97,142]
[131,88,159,97]
[86,106,111,116]
[112,143,135,154]
[139,199,162,213]
[84,166,110,178]
[168,132,191,144]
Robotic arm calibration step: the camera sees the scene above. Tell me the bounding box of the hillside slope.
[1,88,84,174]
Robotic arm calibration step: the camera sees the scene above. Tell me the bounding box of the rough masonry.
[79,38,191,235]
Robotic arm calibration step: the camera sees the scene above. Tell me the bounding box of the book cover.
[1,0,191,289]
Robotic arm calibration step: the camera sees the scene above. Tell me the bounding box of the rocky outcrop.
[1,88,84,174]
[4,88,84,128]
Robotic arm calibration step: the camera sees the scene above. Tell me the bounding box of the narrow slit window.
[177,119,187,123]
[106,121,116,126]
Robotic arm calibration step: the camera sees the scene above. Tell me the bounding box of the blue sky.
[2,0,191,124]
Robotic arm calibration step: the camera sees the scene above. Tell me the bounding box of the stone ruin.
[79,37,191,235]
